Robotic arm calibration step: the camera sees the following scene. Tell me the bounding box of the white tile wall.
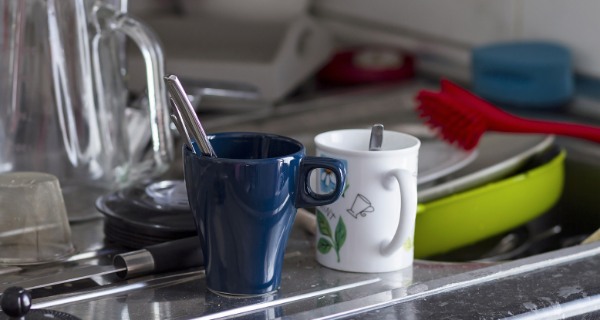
[520,0,600,78]
[315,0,600,78]
[316,0,517,46]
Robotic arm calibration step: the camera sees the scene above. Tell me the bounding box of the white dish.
[417,140,478,185]
[417,134,554,203]
[389,124,554,203]
[388,123,478,185]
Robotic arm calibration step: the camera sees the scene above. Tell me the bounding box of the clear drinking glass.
[0,0,173,221]
[0,172,75,265]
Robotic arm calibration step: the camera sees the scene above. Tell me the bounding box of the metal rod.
[369,124,384,151]
[164,74,216,157]
[170,113,193,152]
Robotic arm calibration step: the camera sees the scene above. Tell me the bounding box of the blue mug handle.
[295,156,346,208]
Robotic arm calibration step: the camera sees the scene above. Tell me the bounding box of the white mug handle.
[380,169,417,257]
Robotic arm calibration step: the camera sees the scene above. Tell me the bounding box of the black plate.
[96,181,197,248]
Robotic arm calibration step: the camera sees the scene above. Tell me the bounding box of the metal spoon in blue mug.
[164,74,217,158]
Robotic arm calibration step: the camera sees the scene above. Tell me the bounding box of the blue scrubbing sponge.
[472,42,573,108]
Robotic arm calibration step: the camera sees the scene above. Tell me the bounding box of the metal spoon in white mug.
[369,124,384,151]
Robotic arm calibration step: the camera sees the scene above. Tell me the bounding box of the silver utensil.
[369,124,384,151]
[169,100,196,153]
[164,74,217,158]
[0,237,203,292]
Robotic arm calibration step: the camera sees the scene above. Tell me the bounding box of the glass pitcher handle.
[93,3,174,177]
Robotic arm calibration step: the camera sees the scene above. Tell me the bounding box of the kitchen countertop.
[31,219,489,319]
[30,215,600,320]
[6,79,600,319]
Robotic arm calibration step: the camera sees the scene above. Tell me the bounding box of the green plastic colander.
[415,150,565,258]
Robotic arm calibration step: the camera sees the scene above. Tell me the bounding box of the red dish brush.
[416,79,600,150]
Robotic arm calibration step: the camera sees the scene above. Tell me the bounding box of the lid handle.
[1,287,31,319]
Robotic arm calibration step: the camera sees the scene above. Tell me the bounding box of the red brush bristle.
[415,90,486,150]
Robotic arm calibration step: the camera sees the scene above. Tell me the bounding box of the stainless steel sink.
[8,80,600,319]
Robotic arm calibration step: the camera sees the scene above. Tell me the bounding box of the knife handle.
[113,237,204,280]
[147,236,204,274]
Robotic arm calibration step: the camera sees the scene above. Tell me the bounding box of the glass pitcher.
[0,0,173,221]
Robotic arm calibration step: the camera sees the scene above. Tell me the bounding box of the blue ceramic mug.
[183,132,346,295]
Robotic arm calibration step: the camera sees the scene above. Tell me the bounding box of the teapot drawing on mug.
[347,194,374,219]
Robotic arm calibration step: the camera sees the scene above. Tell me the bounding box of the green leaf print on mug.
[342,183,350,198]
[317,210,332,238]
[403,237,413,252]
[317,238,333,254]
[317,210,347,262]
[335,217,346,251]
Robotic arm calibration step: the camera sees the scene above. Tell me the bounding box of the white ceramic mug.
[314,129,420,273]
